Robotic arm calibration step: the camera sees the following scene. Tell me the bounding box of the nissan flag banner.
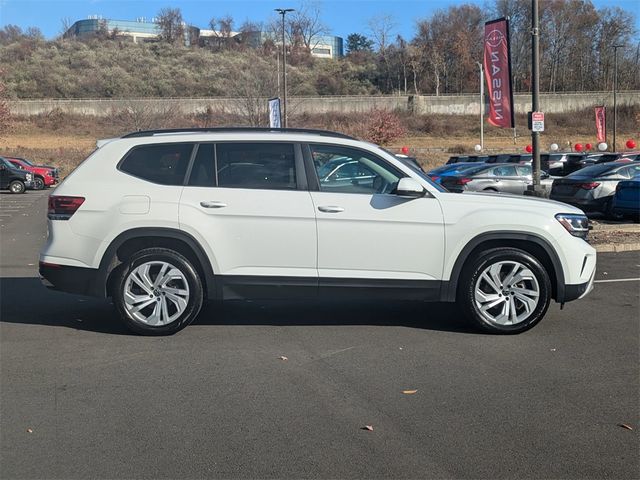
[595,106,606,143]
[483,18,515,129]
[268,97,282,128]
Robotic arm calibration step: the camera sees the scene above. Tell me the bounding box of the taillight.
[456,177,473,185]
[48,196,85,220]
[429,175,440,182]
[579,182,600,190]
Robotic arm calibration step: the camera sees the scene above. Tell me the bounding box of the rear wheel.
[8,180,25,194]
[604,198,624,221]
[459,248,551,334]
[113,248,204,335]
[33,176,45,190]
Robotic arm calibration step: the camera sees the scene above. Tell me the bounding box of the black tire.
[604,198,624,221]
[113,247,204,335]
[33,176,45,190]
[8,180,25,194]
[459,247,552,334]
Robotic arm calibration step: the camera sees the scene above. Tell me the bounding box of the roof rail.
[121,127,356,140]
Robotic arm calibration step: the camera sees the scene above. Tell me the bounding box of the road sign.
[531,111,544,132]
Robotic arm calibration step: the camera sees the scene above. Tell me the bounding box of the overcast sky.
[1,0,638,40]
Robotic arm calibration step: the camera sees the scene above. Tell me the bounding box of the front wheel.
[9,180,25,194]
[33,176,45,190]
[113,248,204,335]
[459,248,551,334]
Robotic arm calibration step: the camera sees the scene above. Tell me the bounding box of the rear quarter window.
[119,143,194,185]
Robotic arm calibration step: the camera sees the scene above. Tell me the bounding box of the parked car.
[612,174,640,220]
[550,161,640,217]
[440,163,552,195]
[40,127,596,336]
[427,163,484,184]
[5,157,58,190]
[0,157,33,193]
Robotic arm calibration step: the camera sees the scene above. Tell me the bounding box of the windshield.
[0,158,13,169]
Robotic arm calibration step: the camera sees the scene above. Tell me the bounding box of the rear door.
[306,144,445,299]
[179,142,317,294]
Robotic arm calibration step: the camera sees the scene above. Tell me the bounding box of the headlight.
[26,173,32,180]
[555,213,590,240]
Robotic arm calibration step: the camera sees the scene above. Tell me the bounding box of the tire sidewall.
[114,249,203,335]
[9,181,25,194]
[462,249,551,334]
[34,177,45,190]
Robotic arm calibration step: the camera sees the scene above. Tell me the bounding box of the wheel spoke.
[480,296,504,312]
[160,296,170,324]
[480,272,501,293]
[501,263,520,288]
[165,291,188,314]
[489,263,503,289]
[130,271,153,295]
[508,296,518,324]
[153,263,169,288]
[514,292,538,312]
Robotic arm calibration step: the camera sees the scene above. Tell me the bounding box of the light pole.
[613,44,623,152]
[477,61,484,151]
[530,0,542,196]
[275,8,294,128]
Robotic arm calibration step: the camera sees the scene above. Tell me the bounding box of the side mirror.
[395,177,425,197]
[0,164,5,170]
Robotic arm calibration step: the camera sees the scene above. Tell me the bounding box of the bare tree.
[60,17,73,37]
[156,8,185,44]
[367,14,396,53]
[288,2,329,50]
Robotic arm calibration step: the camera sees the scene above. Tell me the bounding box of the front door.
[307,144,445,299]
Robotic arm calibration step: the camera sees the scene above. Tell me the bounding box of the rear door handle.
[200,201,227,209]
[318,205,344,213]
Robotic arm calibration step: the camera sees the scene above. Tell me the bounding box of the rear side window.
[120,143,193,185]
[492,166,517,176]
[216,143,296,190]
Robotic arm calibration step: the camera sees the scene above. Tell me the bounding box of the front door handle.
[318,205,344,213]
[200,201,227,209]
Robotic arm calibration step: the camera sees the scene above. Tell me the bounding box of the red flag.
[483,18,515,128]
[595,106,606,143]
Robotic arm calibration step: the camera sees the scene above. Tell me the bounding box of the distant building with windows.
[63,17,344,59]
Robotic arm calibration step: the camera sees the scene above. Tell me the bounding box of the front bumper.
[563,269,595,303]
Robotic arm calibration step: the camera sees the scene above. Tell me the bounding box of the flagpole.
[478,62,484,150]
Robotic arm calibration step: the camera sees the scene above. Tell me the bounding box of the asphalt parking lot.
[1,193,638,479]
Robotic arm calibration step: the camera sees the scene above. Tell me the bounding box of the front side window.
[120,143,193,185]
[311,145,402,194]
[216,143,296,190]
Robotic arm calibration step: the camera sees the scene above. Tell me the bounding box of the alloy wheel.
[123,261,190,326]
[474,260,540,326]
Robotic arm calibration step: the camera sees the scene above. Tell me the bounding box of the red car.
[6,157,58,190]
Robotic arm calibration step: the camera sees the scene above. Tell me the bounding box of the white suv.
[40,128,596,335]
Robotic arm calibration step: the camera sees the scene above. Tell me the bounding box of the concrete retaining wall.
[8,92,640,117]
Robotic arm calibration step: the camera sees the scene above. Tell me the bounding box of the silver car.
[440,163,551,195]
[550,161,640,216]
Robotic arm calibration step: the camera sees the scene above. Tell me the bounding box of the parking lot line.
[594,277,640,283]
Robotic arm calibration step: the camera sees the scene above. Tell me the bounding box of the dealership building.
[63,17,344,59]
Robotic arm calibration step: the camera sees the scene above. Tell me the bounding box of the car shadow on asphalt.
[0,277,477,336]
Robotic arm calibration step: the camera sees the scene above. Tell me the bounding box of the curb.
[594,243,640,253]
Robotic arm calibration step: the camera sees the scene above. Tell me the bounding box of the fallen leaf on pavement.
[362,425,374,431]
[618,423,633,431]
[278,356,288,361]
[402,389,418,394]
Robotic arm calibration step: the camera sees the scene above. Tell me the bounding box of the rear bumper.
[550,195,607,211]
[39,262,102,297]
